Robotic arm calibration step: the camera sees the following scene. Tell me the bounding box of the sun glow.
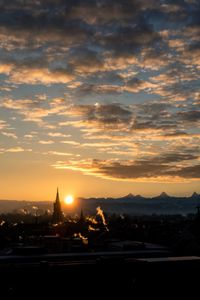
[64,195,74,205]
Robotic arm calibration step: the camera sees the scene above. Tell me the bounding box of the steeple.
[56,187,60,203]
[79,208,85,223]
[52,188,63,224]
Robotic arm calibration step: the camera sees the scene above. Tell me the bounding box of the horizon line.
[0,191,199,202]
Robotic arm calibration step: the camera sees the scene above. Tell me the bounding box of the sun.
[64,195,74,205]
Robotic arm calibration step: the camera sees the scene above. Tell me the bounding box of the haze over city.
[0,0,200,201]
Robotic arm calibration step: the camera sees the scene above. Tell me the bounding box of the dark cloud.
[66,100,199,136]
[0,1,92,51]
[70,104,132,128]
[0,0,196,80]
[137,102,171,115]
[67,102,181,134]
[89,149,200,179]
[131,102,178,131]
[131,119,177,131]
[90,153,200,180]
[162,130,188,137]
[56,141,200,179]
[150,153,198,164]
[98,160,169,179]
[65,0,159,25]
[177,110,200,122]
[175,164,200,179]
[96,23,161,56]
[73,83,122,96]
[0,53,75,84]
[0,0,163,68]
[68,48,106,74]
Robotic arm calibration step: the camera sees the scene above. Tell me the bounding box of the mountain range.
[80,192,200,215]
[1,192,199,215]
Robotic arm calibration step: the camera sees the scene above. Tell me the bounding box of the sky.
[0,0,200,201]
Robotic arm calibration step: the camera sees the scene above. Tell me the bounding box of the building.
[52,188,63,223]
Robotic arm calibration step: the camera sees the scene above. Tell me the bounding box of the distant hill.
[0,192,200,215]
[153,192,170,199]
[80,192,200,215]
[0,200,52,214]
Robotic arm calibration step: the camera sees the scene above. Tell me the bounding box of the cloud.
[177,110,200,123]
[139,48,169,70]
[68,48,107,74]
[1,132,17,139]
[0,0,200,188]
[24,134,34,139]
[175,164,200,179]
[96,22,161,54]
[65,103,133,131]
[48,132,71,138]
[0,98,48,123]
[73,83,122,96]
[0,97,68,124]
[60,140,80,146]
[53,151,200,181]
[0,146,32,153]
[58,101,199,146]
[0,0,196,97]
[0,0,167,85]
[168,39,186,51]
[160,3,184,14]
[67,0,157,25]
[0,120,9,130]
[72,78,158,96]
[0,2,91,50]
[124,78,156,93]
[80,141,121,148]
[9,67,74,85]
[0,63,13,74]
[0,57,74,85]
[47,151,73,156]
[6,147,25,153]
[39,140,54,145]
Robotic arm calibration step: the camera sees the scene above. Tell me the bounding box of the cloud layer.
[0,0,200,184]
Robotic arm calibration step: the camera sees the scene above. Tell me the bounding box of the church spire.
[56,187,60,203]
[52,188,63,224]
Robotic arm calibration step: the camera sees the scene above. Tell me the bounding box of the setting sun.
[64,195,74,205]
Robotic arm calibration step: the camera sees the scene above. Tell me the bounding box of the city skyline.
[0,1,200,201]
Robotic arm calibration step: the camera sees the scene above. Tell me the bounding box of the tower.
[52,188,63,223]
[79,208,85,224]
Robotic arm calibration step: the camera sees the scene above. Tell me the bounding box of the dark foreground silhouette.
[1,209,200,298]
[0,254,199,298]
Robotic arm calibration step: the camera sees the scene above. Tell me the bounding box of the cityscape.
[0,0,200,298]
[0,188,200,297]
